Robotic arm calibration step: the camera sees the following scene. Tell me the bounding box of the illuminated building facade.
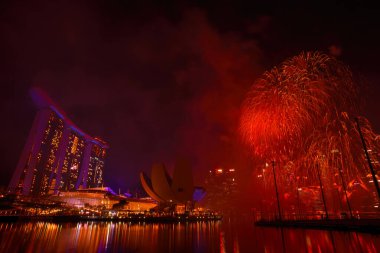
[48,187,157,211]
[8,88,109,196]
[86,142,107,188]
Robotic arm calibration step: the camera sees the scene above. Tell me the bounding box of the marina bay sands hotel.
[8,88,109,196]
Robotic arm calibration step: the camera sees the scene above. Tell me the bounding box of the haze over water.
[1,218,379,253]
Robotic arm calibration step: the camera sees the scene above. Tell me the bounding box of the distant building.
[8,88,109,196]
[204,168,238,210]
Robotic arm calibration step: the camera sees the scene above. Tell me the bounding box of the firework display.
[241,51,380,213]
[240,52,357,159]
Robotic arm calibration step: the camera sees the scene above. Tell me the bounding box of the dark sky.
[1,0,380,192]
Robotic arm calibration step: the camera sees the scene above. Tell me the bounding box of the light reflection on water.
[0,219,379,253]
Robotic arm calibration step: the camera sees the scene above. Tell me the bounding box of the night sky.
[1,1,380,192]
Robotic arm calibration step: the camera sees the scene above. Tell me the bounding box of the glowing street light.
[272,161,282,221]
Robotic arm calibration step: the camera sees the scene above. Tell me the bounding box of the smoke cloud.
[0,1,263,192]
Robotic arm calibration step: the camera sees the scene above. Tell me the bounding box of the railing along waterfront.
[253,211,380,222]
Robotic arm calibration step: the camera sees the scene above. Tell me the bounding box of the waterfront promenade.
[0,212,222,223]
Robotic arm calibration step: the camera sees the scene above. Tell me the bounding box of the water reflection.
[0,219,379,252]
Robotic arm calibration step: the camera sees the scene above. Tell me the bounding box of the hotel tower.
[8,88,109,196]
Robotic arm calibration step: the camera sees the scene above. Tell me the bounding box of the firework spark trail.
[302,114,379,180]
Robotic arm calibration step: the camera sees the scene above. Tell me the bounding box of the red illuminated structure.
[8,88,109,196]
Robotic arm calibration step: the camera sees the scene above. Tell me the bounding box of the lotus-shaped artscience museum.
[140,161,205,204]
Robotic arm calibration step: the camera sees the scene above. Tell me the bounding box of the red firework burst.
[240,51,357,160]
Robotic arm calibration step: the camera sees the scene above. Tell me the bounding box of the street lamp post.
[316,162,329,219]
[296,178,302,220]
[272,161,282,221]
[337,154,353,219]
